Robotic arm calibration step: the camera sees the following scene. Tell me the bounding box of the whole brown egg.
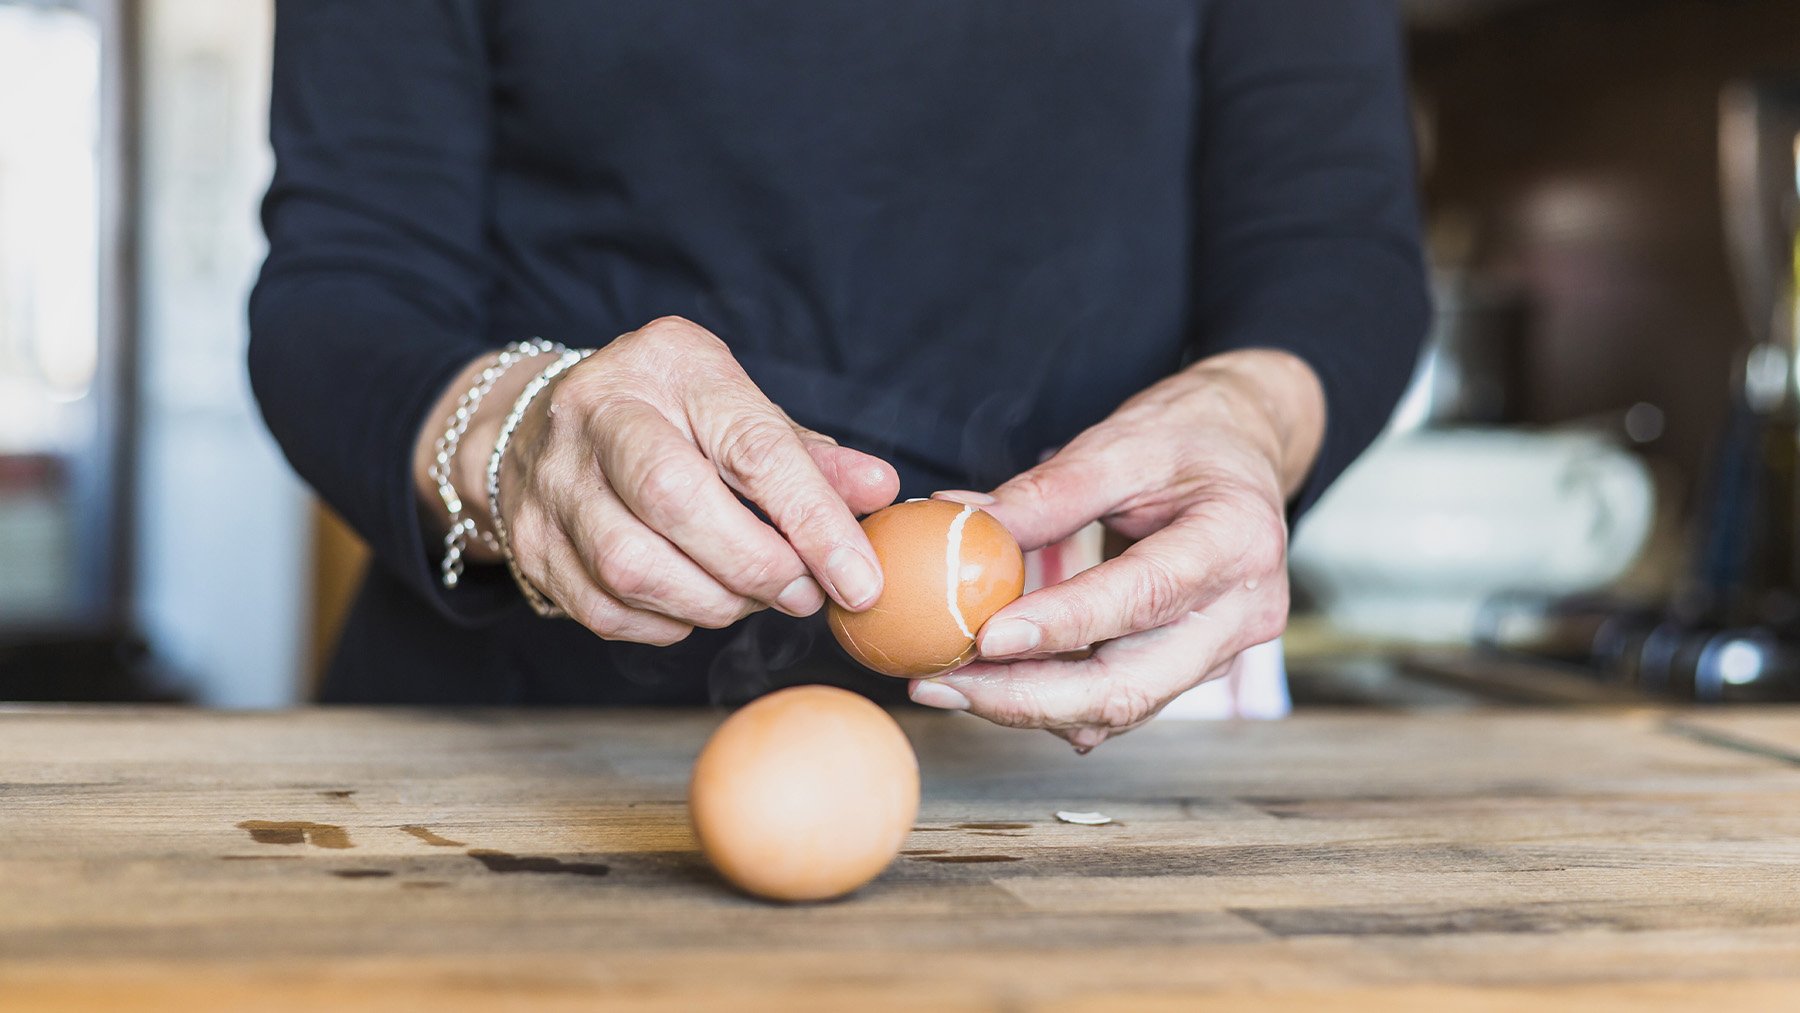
[688,685,919,902]
[828,499,1025,678]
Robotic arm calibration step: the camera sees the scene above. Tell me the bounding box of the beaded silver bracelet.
[432,338,565,590]
[434,338,565,588]
[487,346,596,618]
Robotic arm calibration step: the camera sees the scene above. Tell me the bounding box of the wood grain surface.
[2,705,1798,1010]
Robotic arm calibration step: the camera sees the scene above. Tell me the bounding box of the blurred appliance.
[0,0,131,633]
[0,0,159,699]
[1707,77,1800,615]
[1291,430,1655,643]
[1489,78,1800,702]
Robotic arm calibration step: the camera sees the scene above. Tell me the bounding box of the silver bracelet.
[487,346,596,617]
[433,338,565,590]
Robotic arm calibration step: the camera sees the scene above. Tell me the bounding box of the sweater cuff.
[1195,250,1430,525]
[249,285,528,629]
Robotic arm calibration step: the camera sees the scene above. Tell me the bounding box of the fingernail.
[933,489,996,506]
[980,619,1041,658]
[775,576,824,616]
[911,679,970,711]
[826,545,882,609]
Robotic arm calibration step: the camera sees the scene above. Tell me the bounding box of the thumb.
[972,445,1122,552]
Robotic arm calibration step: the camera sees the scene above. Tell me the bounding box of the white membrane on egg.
[944,504,976,639]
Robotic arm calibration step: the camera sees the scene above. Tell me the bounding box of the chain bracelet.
[487,347,596,618]
[433,338,564,590]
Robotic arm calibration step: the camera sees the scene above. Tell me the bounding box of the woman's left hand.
[909,349,1326,751]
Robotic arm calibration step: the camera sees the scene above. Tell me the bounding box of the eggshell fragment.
[829,499,1025,677]
[688,685,920,902]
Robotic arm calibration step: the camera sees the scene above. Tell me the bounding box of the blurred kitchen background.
[2,0,1798,708]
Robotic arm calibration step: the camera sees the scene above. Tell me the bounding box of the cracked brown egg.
[828,499,1025,678]
[689,685,919,902]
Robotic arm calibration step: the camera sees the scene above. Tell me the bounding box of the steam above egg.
[828,499,1025,677]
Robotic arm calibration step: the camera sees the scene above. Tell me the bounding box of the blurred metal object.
[1418,277,1529,426]
[1501,81,1800,703]
[1623,622,1800,703]
[1705,78,1800,626]
[1473,594,1799,703]
[1400,209,1529,433]
[1474,592,1638,663]
[1483,85,1800,702]
[1720,79,1800,356]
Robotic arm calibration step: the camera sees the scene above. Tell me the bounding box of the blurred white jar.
[1290,430,1655,642]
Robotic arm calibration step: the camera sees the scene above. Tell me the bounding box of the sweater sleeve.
[249,0,517,622]
[1192,0,1431,520]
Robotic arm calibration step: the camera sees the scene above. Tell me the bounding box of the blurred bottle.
[1704,81,1800,630]
[1465,81,1800,704]
[1576,79,1800,701]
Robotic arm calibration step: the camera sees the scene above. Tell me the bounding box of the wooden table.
[3,706,1800,1010]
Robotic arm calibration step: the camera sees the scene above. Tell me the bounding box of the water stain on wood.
[466,849,610,878]
[900,849,947,856]
[916,855,1023,864]
[957,823,1031,831]
[402,881,450,890]
[319,790,356,800]
[400,825,465,847]
[332,869,393,880]
[236,820,352,849]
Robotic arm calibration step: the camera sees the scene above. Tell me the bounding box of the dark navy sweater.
[249,0,1429,704]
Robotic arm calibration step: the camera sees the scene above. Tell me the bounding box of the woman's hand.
[419,317,899,643]
[910,349,1325,750]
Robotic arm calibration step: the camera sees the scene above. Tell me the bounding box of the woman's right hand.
[426,316,900,644]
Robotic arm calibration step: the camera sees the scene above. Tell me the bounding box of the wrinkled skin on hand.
[495,316,899,643]
[911,349,1325,752]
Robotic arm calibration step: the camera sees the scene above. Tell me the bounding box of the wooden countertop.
[3,705,1799,1010]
